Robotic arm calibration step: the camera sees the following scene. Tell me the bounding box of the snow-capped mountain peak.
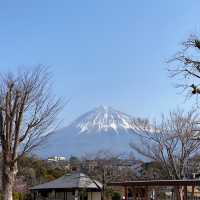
[71,106,135,134]
[37,106,140,157]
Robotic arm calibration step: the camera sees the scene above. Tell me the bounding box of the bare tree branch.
[130,109,200,180]
[168,35,200,102]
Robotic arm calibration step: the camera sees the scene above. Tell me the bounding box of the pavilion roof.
[31,172,102,190]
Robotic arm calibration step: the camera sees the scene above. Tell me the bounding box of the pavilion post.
[145,186,148,200]
[124,186,128,200]
[175,186,181,200]
[132,187,136,200]
[33,192,36,200]
[183,186,187,200]
[65,191,68,200]
[191,186,194,200]
[155,187,160,200]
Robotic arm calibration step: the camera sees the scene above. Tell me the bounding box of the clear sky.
[0,0,200,126]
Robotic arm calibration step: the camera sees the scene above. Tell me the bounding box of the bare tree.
[168,35,200,100]
[131,109,200,180]
[0,67,62,200]
[82,151,137,200]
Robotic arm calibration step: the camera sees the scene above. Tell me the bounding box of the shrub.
[13,192,24,200]
[112,192,121,200]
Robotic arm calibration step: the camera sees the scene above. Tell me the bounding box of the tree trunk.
[179,187,184,200]
[2,158,18,200]
[3,179,13,200]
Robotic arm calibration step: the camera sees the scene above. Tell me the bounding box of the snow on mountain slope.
[70,106,136,134]
[37,106,140,157]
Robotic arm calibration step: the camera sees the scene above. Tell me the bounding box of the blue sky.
[0,0,200,126]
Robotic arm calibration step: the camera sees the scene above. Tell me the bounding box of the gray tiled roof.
[31,172,102,190]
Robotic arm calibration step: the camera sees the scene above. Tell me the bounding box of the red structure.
[108,179,200,200]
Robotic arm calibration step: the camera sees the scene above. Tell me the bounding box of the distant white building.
[48,156,66,162]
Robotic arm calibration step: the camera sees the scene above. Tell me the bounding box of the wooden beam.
[109,180,200,187]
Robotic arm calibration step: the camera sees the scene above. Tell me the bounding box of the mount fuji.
[38,106,140,157]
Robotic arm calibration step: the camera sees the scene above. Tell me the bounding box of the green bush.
[112,192,121,200]
[0,192,27,200]
[13,192,24,200]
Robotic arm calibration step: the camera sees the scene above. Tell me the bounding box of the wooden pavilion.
[108,179,200,200]
[31,172,102,200]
